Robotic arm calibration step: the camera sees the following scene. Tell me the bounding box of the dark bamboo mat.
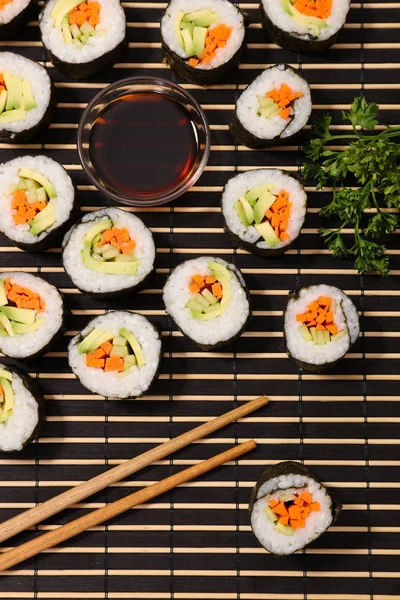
[0,0,399,598]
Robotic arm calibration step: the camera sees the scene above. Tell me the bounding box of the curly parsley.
[303,97,400,275]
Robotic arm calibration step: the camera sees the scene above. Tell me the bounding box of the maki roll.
[69,311,162,399]
[230,64,311,149]
[221,168,307,257]
[260,0,351,53]
[0,0,33,40]
[249,461,341,556]
[62,208,155,298]
[0,52,53,143]
[0,362,45,452]
[161,0,246,85]
[163,256,250,350]
[40,0,126,80]
[284,284,359,372]
[0,272,65,360]
[0,155,76,252]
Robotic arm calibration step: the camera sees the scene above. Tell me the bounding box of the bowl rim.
[77,75,211,207]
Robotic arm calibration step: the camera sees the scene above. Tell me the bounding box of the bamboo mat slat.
[0,0,399,598]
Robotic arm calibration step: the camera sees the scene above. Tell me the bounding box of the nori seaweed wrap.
[284,284,359,372]
[230,64,312,149]
[161,0,246,85]
[249,461,342,555]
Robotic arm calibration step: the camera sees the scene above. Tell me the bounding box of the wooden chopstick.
[0,440,256,572]
[0,395,268,544]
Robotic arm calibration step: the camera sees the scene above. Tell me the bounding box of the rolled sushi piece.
[260,0,351,53]
[0,52,53,143]
[69,311,162,399]
[284,284,359,372]
[163,256,250,350]
[249,461,342,556]
[0,361,45,452]
[161,0,246,85]
[0,0,33,40]
[62,208,155,298]
[0,155,76,252]
[0,272,65,360]
[222,168,307,257]
[40,0,126,80]
[230,64,312,149]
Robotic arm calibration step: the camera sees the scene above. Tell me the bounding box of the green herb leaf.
[319,228,349,258]
[363,212,398,238]
[342,96,379,130]
[350,238,389,276]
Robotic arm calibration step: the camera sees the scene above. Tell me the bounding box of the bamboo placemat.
[0,0,399,598]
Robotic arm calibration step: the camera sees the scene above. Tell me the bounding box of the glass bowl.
[77,76,210,207]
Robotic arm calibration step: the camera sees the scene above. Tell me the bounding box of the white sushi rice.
[0,272,64,359]
[261,0,351,42]
[222,168,307,250]
[161,0,245,70]
[251,473,333,555]
[0,366,39,452]
[284,284,359,366]
[69,311,161,398]
[0,155,75,245]
[236,64,311,140]
[163,256,250,347]
[0,0,30,25]
[62,208,155,295]
[40,0,126,65]
[0,52,51,135]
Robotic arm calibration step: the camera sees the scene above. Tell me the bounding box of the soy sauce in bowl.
[78,78,210,207]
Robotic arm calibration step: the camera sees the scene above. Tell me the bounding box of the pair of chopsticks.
[0,395,268,572]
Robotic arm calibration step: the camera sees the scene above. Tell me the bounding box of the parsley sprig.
[303,97,400,275]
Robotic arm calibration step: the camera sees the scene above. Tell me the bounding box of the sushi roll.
[0,272,65,360]
[230,64,312,149]
[0,52,53,143]
[284,284,359,372]
[40,0,126,80]
[221,168,307,257]
[163,256,250,350]
[68,311,162,399]
[62,208,155,299]
[260,0,351,53]
[0,0,33,40]
[0,155,76,252]
[161,0,246,85]
[0,361,45,452]
[249,461,342,556]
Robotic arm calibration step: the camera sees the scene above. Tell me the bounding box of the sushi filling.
[82,219,138,275]
[234,184,292,245]
[0,71,36,123]
[258,84,303,123]
[78,326,145,376]
[296,295,345,345]
[265,489,321,535]
[0,367,14,424]
[280,0,330,37]
[8,169,57,234]
[0,278,45,337]
[175,10,232,68]
[51,0,106,47]
[186,262,231,321]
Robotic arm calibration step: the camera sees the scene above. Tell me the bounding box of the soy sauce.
[89,92,198,198]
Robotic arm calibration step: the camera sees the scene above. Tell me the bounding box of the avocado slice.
[290,3,327,36]
[29,203,56,236]
[0,89,7,115]
[331,330,346,343]
[281,0,293,14]
[0,281,7,307]
[299,323,312,342]
[82,241,138,275]
[102,247,120,261]
[119,327,146,367]
[258,96,276,110]
[36,187,48,202]
[181,28,195,56]
[12,319,44,334]
[264,505,278,523]
[0,368,12,381]
[84,219,113,244]
[124,355,137,369]
[190,278,232,321]
[18,169,57,199]
[0,313,13,336]
[255,221,281,246]
[0,108,26,123]
[260,104,281,119]
[183,9,219,27]
[78,328,105,354]
[0,378,14,413]
[175,9,185,49]
[187,297,206,314]
[254,190,277,224]
[95,330,115,348]
[240,196,255,225]
[275,521,295,536]
[12,76,22,110]
[1,306,36,325]
[3,72,15,111]
[51,0,82,27]
[193,26,208,58]
[22,80,37,111]
[193,292,211,309]
[244,184,274,204]
[62,16,73,43]
[234,199,250,227]
[208,261,232,283]
[180,20,195,35]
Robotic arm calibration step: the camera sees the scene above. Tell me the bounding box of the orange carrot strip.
[300,491,312,504]
[318,296,331,308]
[278,515,289,526]
[189,283,200,294]
[310,502,320,512]
[104,357,124,372]
[272,502,288,517]
[101,341,113,355]
[326,324,338,335]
